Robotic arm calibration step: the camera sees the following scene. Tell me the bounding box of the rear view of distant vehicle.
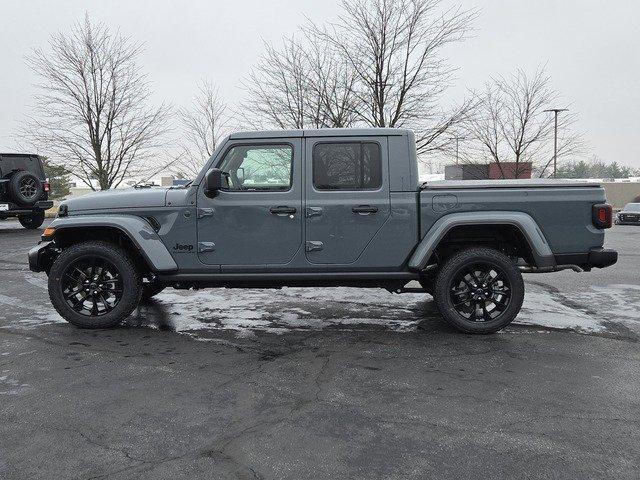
[615,203,640,225]
[0,154,53,229]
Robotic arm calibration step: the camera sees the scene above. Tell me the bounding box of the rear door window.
[313,142,382,190]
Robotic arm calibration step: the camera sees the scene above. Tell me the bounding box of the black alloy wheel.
[448,262,511,322]
[433,247,524,334]
[48,241,142,328]
[60,256,124,317]
[19,176,39,200]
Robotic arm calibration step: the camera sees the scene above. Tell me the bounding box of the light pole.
[544,108,568,178]
[452,136,465,165]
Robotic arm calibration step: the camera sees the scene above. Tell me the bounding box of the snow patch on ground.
[133,282,638,338]
[0,373,32,396]
[133,287,427,337]
[517,289,604,332]
[3,274,638,338]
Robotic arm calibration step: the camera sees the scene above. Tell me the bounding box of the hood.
[64,187,169,212]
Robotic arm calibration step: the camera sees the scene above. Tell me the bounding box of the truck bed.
[418,181,607,255]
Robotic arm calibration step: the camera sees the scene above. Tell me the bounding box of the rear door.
[304,136,390,265]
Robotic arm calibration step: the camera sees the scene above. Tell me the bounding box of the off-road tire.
[18,211,45,229]
[48,241,142,328]
[433,247,524,334]
[8,171,43,207]
[141,283,165,301]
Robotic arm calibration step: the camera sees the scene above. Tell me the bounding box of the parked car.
[28,128,617,334]
[615,203,640,225]
[0,154,53,229]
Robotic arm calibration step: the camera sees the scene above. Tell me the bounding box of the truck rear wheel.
[18,211,45,229]
[433,247,524,334]
[48,241,142,328]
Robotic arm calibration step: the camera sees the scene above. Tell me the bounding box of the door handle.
[198,242,216,253]
[306,206,323,218]
[197,208,215,219]
[269,206,297,216]
[352,205,378,214]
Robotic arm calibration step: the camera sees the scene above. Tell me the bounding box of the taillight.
[44,181,51,192]
[592,204,612,229]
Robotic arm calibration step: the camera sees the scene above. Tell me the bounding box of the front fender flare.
[47,215,178,272]
[408,211,555,271]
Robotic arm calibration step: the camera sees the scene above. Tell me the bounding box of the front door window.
[218,145,293,191]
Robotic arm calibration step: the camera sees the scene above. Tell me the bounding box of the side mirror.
[204,168,223,198]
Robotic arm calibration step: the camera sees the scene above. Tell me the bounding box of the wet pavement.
[0,219,639,479]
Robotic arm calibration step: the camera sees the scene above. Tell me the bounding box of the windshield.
[623,203,640,212]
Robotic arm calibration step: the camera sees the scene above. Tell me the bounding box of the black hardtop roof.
[229,128,411,140]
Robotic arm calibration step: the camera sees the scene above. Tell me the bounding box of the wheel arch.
[44,215,177,274]
[408,211,555,271]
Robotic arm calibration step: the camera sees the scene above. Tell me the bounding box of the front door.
[304,137,390,265]
[197,139,303,268]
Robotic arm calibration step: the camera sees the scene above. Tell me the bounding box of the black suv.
[0,154,53,229]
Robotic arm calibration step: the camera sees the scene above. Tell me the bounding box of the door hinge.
[197,208,215,219]
[306,206,323,218]
[305,241,324,252]
[198,241,216,253]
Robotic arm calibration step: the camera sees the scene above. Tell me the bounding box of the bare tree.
[20,16,170,190]
[466,68,584,178]
[304,39,360,128]
[242,39,308,130]
[241,35,359,130]
[175,80,229,178]
[311,0,477,153]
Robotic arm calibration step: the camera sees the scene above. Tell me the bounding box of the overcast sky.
[1,0,638,168]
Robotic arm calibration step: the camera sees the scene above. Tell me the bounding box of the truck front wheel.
[433,247,524,334]
[48,241,142,328]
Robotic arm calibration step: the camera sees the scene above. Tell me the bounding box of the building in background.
[488,162,532,179]
[445,162,532,180]
[444,164,489,180]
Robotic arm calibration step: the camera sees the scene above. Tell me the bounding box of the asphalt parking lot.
[1,219,638,479]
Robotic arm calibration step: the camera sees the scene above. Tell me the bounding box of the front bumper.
[28,241,54,272]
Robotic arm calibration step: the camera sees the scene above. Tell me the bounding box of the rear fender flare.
[408,211,555,270]
[47,215,177,272]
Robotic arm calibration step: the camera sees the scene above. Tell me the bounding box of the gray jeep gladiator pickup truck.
[28,128,617,334]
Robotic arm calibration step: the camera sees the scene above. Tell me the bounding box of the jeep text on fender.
[28,128,617,334]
